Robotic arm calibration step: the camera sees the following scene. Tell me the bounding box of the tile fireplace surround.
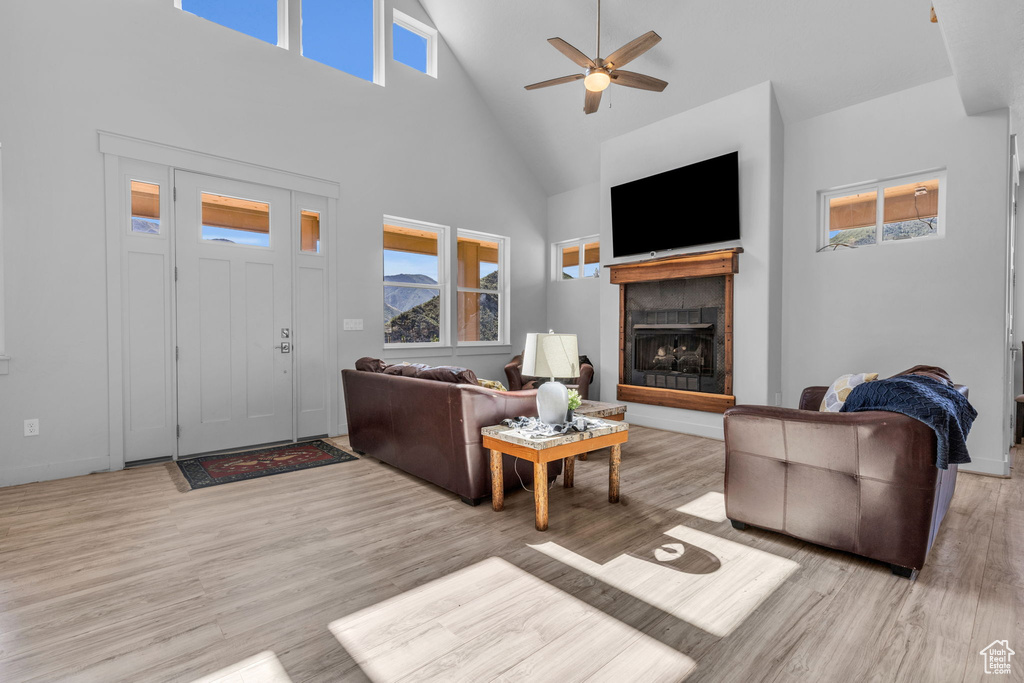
[609,248,741,413]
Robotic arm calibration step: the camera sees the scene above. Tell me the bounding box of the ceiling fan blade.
[584,88,602,115]
[604,31,661,70]
[610,70,668,92]
[524,74,585,91]
[548,37,597,69]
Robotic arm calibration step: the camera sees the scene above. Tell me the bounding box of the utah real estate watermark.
[979,640,1014,675]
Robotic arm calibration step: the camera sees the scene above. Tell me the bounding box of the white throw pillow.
[820,373,879,412]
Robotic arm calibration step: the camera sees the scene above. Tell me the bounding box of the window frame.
[175,0,386,86]
[819,170,947,251]
[553,235,601,281]
[392,9,438,78]
[173,0,288,47]
[0,142,6,373]
[383,215,449,349]
[456,228,509,347]
[128,177,167,239]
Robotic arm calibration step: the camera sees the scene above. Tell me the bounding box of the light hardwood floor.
[0,428,1020,682]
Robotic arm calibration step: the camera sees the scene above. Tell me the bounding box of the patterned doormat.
[170,440,358,491]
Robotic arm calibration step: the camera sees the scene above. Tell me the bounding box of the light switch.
[343,319,364,331]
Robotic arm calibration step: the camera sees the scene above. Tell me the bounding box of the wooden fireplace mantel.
[613,247,741,414]
[608,247,742,285]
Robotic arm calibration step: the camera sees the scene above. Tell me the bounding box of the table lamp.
[522,331,579,425]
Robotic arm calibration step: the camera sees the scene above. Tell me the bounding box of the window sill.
[0,356,9,375]
[455,344,512,356]
[382,346,454,360]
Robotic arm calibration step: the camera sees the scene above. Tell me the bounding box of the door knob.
[275,342,291,353]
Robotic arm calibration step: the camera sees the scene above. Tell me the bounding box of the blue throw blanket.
[840,375,977,469]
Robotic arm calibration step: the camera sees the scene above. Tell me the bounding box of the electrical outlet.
[24,419,39,437]
[343,319,364,331]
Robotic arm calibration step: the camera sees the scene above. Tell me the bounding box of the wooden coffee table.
[573,400,626,460]
[574,399,627,422]
[482,422,629,531]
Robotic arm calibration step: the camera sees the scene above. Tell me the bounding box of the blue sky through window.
[202,226,271,247]
[384,251,437,280]
[393,23,428,73]
[182,0,278,45]
[304,0,374,81]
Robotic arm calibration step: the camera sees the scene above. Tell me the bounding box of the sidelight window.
[130,181,162,235]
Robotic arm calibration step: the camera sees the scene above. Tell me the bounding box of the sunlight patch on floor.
[328,556,695,682]
[676,491,728,522]
[531,525,799,637]
[189,651,292,683]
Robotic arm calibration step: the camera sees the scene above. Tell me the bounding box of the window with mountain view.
[383,220,446,345]
[457,231,505,344]
[556,237,600,279]
[822,172,944,250]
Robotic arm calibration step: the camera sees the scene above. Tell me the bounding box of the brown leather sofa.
[342,369,561,505]
[723,383,967,579]
[504,355,594,400]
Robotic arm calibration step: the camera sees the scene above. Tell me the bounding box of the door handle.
[275,342,291,353]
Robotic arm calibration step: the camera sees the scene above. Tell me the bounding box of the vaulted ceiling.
[419,0,955,195]
[931,0,1024,132]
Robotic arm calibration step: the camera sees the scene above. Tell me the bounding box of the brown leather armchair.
[723,383,967,579]
[504,355,594,400]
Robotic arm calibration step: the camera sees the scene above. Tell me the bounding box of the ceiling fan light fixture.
[584,68,611,92]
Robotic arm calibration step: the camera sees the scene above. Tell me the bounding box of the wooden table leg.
[609,443,621,503]
[534,461,548,531]
[490,449,504,511]
[563,454,574,488]
[577,452,588,461]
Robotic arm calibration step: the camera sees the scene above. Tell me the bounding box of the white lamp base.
[536,381,569,425]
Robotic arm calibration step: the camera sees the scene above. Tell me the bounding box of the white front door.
[174,171,294,455]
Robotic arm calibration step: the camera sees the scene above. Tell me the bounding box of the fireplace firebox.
[630,308,718,392]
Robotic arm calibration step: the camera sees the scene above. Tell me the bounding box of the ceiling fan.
[524,0,668,114]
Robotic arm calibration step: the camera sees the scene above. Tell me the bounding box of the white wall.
[598,81,785,439]
[0,0,548,486]
[545,183,602,396]
[782,77,1010,476]
[1013,178,1023,421]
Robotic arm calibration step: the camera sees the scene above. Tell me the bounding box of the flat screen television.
[610,151,740,258]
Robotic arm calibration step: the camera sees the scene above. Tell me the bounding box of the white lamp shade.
[522,332,579,379]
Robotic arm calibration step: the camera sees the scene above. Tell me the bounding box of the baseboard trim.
[959,458,1010,477]
[0,456,111,488]
[620,410,725,441]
